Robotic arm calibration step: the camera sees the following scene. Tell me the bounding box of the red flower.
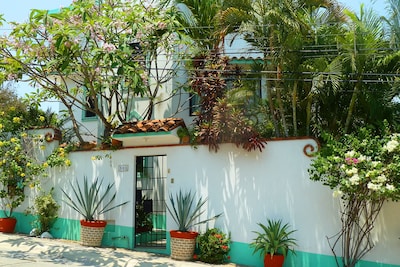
[221,245,228,251]
[193,254,198,260]
[227,256,231,260]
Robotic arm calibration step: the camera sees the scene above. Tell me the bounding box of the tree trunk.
[292,81,298,136]
[265,58,280,137]
[275,64,288,137]
[344,76,361,133]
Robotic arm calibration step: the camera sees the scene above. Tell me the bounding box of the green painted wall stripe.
[7,212,400,267]
[229,242,400,267]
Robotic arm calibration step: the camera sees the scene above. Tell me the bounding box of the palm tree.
[339,6,386,133]
[161,0,251,53]
[239,0,343,137]
[384,0,400,49]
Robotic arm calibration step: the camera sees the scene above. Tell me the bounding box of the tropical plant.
[29,188,59,234]
[166,190,221,232]
[191,54,266,152]
[135,196,153,233]
[309,125,400,267]
[0,104,69,218]
[251,219,297,259]
[61,176,128,221]
[196,228,231,264]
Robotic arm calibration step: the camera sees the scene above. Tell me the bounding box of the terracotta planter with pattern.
[170,230,198,260]
[80,220,107,247]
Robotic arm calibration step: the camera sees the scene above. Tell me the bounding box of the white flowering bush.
[309,126,400,267]
[309,128,400,201]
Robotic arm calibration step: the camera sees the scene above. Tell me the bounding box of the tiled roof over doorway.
[112,118,187,147]
[113,118,186,134]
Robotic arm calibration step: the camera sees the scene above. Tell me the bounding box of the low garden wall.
[7,138,400,267]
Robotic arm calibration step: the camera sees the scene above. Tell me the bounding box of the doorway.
[134,155,167,248]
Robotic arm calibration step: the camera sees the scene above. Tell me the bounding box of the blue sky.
[0,0,389,111]
[1,0,73,111]
[340,0,386,16]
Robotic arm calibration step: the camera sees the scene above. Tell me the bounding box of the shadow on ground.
[0,235,178,267]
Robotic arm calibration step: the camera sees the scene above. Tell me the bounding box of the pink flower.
[345,157,359,165]
[103,43,116,52]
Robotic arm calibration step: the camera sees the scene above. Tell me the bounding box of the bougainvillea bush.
[196,228,231,264]
[309,126,400,267]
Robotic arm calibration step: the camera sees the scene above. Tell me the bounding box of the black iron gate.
[134,155,167,248]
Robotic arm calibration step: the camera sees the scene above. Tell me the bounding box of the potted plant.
[251,219,297,267]
[26,187,60,237]
[167,190,221,260]
[177,127,190,144]
[61,176,128,247]
[196,228,231,264]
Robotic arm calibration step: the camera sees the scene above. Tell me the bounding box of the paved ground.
[0,233,246,267]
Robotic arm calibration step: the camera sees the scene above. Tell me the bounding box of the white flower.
[367,182,381,191]
[384,140,399,153]
[345,150,356,158]
[358,155,367,162]
[332,189,343,198]
[372,161,380,167]
[375,174,387,183]
[349,174,360,185]
[345,167,358,176]
[386,184,395,191]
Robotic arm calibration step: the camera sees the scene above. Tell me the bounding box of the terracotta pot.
[264,254,285,267]
[80,220,107,247]
[0,217,17,233]
[170,230,198,260]
[170,230,198,239]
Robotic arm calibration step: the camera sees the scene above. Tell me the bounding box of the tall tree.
[339,6,386,133]
[0,0,186,143]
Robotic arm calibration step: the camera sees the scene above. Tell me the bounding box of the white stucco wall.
[16,138,400,265]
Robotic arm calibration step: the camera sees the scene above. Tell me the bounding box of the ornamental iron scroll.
[303,142,319,157]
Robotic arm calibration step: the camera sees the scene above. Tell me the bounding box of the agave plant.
[251,219,297,258]
[167,190,221,232]
[61,176,128,221]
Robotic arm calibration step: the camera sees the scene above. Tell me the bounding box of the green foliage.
[135,196,153,232]
[0,0,188,142]
[167,190,221,232]
[30,188,59,234]
[196,228,231,264]
[0,133,43,218]
[61,176,128,221]
[0,107,70,218]
[251,219,297,258]
[309,126,400,201]
[308,124,400,267]
[192,54,266,152]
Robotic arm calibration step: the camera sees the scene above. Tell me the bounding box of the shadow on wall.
[193,140,343,266]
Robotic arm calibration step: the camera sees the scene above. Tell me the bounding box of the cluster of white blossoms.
[332,149,397,197]
[383,136,399,153]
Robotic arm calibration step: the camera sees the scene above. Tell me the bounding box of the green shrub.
[196,228,231,264]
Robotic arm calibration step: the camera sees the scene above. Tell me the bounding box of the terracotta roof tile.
[113,118,186,135]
